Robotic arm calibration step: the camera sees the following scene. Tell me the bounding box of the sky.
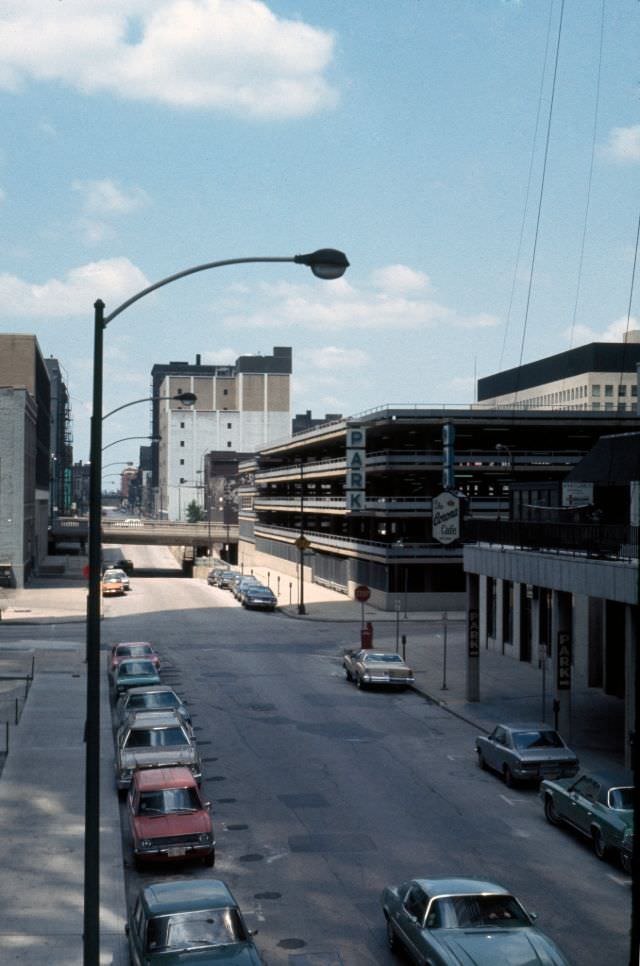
[0,0,639,465]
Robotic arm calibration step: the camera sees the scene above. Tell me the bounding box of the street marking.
[447,754,456,760]
[499,794,522,807]
[607,873,631,887]
[265,851,289,864]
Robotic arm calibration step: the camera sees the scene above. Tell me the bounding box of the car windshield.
[429,894,530,929]
[249,589,273,597]
[609,787,634,810]
[512,730,563,750]
[137,786,201,815]
[364,653,404,664]
[119,661,156,677]
[125,726,188,748]
[147,908,248,952]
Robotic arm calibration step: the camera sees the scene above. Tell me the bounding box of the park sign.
[432,491,461,544]
[345,425,366,512]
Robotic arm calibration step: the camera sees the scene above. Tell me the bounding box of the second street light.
[83,248,349,963]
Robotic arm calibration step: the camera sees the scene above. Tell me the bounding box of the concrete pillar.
[625,604,637,770]
[479,574,488,649]
[531,589,541,669]
[551,590,573,739]
[466,571,480,702]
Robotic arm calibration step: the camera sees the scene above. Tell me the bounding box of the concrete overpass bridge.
[49,517,239,549]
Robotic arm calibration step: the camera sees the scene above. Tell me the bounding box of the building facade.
[151,348,292,521]
[237,406,637,611]
[44,357,73,521]
[477,336,640,412]
[0,335,51,585]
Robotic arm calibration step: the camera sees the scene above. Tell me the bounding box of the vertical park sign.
[346,426,366,512]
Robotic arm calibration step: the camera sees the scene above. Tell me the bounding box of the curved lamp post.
[84,248,349,963]
[102,434,161,453]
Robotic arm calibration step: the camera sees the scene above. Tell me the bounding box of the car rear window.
[512,730,563,750]
[126,726,189,748]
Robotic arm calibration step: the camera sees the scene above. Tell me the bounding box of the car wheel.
[503,765,515,788]
[386,918,398,952]
[204,850,215,867]
[344,667,352,682]
[477,751,487,771]
[621,849,632,874]
[592,828,608,861]
[356,675,365,690]
[544,794,560,826]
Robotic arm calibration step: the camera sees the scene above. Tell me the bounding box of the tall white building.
[151,348,292,520]
[476,333,640,412]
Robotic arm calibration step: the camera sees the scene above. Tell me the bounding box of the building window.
[223,389,228,395]
[632,386,638,397]
[604,384,613,397]
[179,477,185,484]
[180,421,185,428]
[619,384,627,396]
[227,422,232,429]
[592,402,601,411]
[592,385,600,397]
[180,441,185,447]
[605,402,614,411]
[227,441,232,448]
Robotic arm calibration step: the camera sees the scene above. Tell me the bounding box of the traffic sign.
[294,535,311,550]
[354,585,370,602]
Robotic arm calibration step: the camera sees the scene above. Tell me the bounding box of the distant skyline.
[0,0,638,463]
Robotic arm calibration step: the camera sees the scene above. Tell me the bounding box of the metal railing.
[0,657,35,763]
[465,520,638,561]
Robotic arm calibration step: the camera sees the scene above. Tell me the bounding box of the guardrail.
[0,657,35,762]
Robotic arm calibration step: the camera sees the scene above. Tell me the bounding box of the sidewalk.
[0,575,128,964]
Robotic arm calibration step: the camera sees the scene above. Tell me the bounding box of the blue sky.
[0,0,638,463]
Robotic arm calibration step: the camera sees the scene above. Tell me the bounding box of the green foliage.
[185,500,205,523]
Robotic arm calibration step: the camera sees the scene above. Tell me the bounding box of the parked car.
[127,766,214,868]
[207,568,226,586]
[215,570,239,589]
[232,575,261,600]
[113,659,161,696]
[103,567,130,591]
[115,710,202,791]
[475,723,579,787]
[381,877,570,965]
[126,879,264,965]
[241,585,277,611]
[540,769,633,867]
[102,573,125,596]
[343,649,415,689]
[110,641,160,676]
[115,685,192,730]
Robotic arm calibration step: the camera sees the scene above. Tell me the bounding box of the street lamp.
[103,391,196,421]
[84,248,349,963]
[102,434,161,452]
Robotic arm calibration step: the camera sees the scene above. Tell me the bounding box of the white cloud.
[567,316,640,345]
[72,179,150,216]
[299,346,370,370]
[600,125,640,163]
[371,264,431,293]
[0,0,337,119]
[0,257,150,317]
[216,267,500,333]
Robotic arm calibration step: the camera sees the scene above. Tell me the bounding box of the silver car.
[476,723,579,787]
[114,685,192,730]
[115,710,202,792]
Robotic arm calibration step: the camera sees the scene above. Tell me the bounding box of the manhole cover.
[278,939,306,950]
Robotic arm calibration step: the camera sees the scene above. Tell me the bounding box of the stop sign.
[354,585,370,602]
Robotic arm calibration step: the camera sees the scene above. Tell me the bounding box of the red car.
[127,767,215,868]
[110,641,160,676]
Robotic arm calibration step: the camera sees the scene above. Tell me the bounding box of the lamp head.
[294,248,349,280]
[174,392,197,405]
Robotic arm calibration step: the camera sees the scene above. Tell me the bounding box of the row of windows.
[179,421,234,429]
[522,383,636,408]
[500,400,636,412]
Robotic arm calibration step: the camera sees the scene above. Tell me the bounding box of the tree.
[185,500,205,523]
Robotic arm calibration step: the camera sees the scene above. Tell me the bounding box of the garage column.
[551,590,572,739]
[625,603,637,770]
[466,572,480,702]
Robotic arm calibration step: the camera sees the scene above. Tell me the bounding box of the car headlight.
[140,839,152,849]
[198,832,212,844]
[363,673,371,682]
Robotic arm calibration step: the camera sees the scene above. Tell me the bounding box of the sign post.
[354,584,370,630]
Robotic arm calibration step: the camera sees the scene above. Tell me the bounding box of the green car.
[113,658,161,695]
[126,879,264,965]
[381,877,570,964]
[540,770,633,868]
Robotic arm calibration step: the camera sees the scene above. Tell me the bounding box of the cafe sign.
[432,491,461,545]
